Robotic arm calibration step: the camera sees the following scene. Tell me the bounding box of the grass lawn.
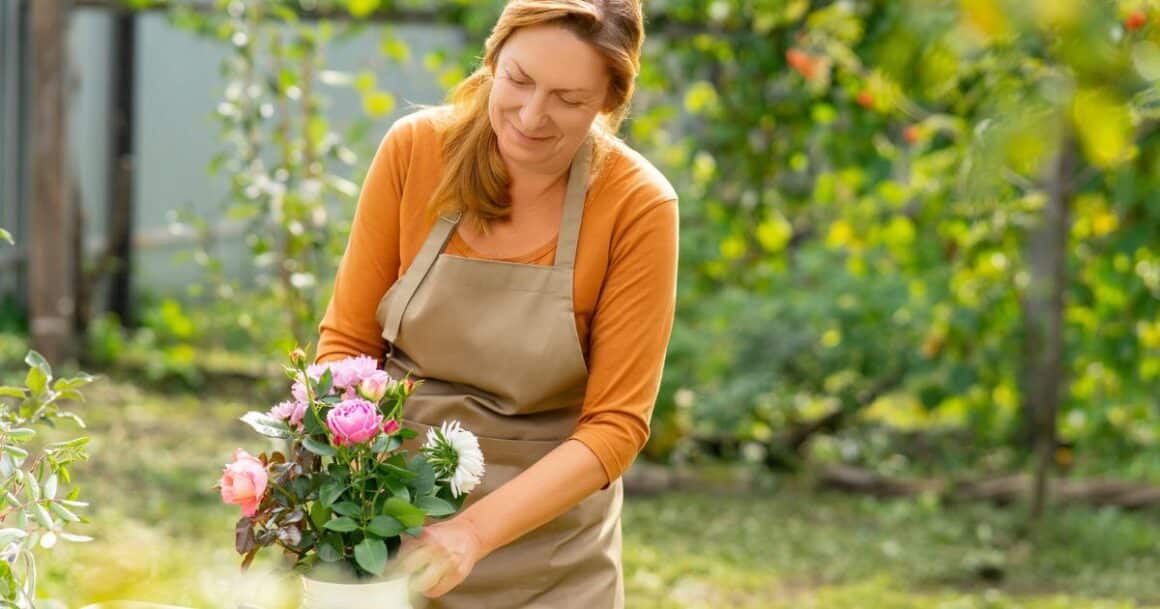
[16,373,1160,609]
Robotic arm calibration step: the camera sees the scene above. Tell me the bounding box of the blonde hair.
[427,0,645,229]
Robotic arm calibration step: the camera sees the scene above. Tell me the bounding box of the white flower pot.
[300,573,413,609]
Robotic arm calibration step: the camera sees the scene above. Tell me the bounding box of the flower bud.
[289,347,307,368]
[358,371,392,402]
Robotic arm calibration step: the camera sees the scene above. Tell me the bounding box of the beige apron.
[374,139,625,609]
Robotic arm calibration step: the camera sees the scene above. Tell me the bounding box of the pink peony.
[268,400,296,420]
[382,419,401,436]
[268,400,309,429]
[328,355,380,390]
[326,399,383,447]
[291,381,308,403]
[358,371,393,402]
[298,356,380,396]
[288,402,308,428]
[220,448,268,517]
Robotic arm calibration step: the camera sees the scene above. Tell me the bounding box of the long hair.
[427,0,645,229]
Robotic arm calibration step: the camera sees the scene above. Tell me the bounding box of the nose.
[518,89,549,132]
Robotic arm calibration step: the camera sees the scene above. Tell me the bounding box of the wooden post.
[29,0,76,365]
[107,10,137,327]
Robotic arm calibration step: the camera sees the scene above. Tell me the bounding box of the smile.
[509,121,553,143]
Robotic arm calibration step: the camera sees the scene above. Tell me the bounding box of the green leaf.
[319,481,345,508]
[318,534,344,562]
[383,497,425,529]
[371,434,400,454]
[240,411,292,439]
[6,428,34,441]
[322,516,359,532]
[302,436,337,457]
[366,515,404,538]
[315,368,334,397]
[0,529,27,546]
[408,456,436,496]
[33,504,53,528]
[379,36,410,63]
[416,495,456,517]
[304,404,326,435]
[53,374,95,392]
[50,502,80,523]
[24,351,51,376]
[362,91,396,118]
[0,387,25,398]
[353,536,387,575]
[347,0,380,19]
[24,473,39,501]
[0,227,12,245]
[309,501,332,530]
[330,501,362,519]
[381,461,417,480]
[25,367,47,396]
[42,474,58,500]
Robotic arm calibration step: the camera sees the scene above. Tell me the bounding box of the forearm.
[458,438,608,557]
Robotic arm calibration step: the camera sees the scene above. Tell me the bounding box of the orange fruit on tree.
[1125,10,1147,31]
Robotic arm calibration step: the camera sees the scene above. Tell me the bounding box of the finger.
[400,544,439,576]
[424,567,464,599]
[409,557,451,595]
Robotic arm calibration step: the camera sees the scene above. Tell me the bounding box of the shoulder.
[591,136,679,220]
[380,105,449,152]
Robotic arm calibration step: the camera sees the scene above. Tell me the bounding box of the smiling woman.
[315,1,678,608]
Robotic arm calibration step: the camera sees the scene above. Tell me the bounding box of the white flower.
[422,421,485,498]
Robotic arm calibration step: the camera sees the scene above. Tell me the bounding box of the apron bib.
[375,138,625,609]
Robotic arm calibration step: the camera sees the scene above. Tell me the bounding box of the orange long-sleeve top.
[316,107,679,485]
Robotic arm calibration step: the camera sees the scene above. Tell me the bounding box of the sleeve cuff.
[568,427,627,491]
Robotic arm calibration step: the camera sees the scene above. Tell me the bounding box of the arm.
[314,119,412,364]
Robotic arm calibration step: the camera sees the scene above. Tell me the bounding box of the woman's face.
[488,25,611,175]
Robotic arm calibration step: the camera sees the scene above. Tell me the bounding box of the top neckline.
[448,229,560,264]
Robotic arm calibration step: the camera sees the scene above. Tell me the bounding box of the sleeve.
[568,197,679,488]
[315,118,413,364]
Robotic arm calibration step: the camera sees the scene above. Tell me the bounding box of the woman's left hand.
[396,517,486,598]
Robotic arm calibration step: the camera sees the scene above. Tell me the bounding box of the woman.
[315,1,677,606]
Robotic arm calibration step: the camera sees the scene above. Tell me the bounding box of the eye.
[504,69,531,86]
[560,98,584,107]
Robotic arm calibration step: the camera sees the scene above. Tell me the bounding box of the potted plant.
[218,348,485,609]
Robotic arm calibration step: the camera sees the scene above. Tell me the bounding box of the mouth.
[509,121,554,143]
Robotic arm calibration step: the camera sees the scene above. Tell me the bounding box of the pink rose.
[326,399,383,447]
[220,448,268,517]
[358,371,393,402]
[382,419,401,436]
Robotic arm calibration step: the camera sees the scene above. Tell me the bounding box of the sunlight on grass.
[25,376,1160,608]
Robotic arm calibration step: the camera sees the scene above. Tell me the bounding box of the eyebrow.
[510,60,593,95]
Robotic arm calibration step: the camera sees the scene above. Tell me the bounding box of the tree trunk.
[1020,132,1078,525]
[29,0,76,365]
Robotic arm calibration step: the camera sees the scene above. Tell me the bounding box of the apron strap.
[382,210,461,343]
[553,136,593,269]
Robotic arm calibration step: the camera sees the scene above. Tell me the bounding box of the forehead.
[498,25,609,91]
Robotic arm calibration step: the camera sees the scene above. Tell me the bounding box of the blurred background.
[1,0,1158,607]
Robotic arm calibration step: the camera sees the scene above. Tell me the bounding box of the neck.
[505,159,570,201]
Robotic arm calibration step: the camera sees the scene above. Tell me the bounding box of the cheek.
[560,109,599,137]
[489,82,521,112]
